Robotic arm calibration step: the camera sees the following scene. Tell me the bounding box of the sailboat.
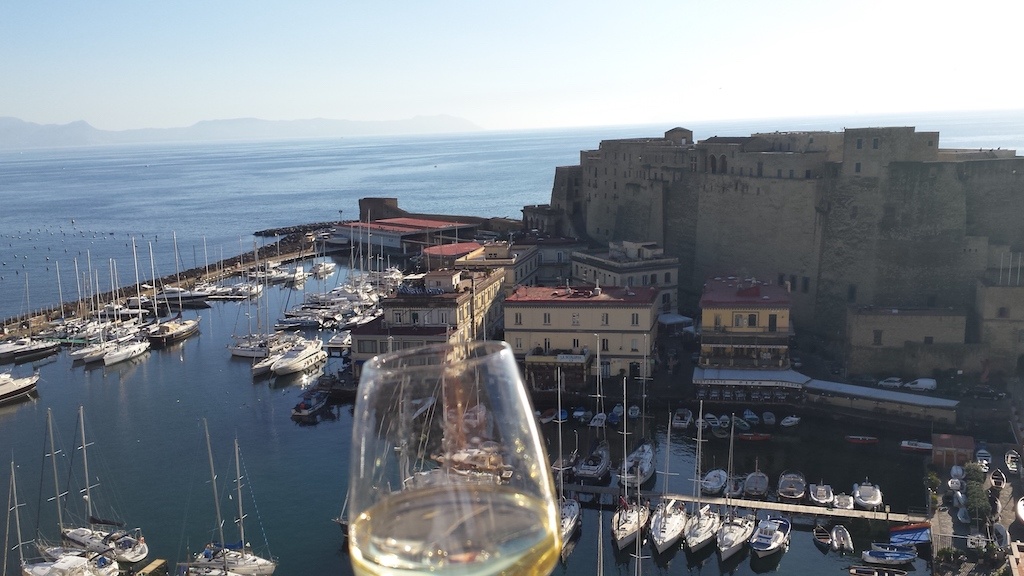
[554,369,581,558]
[611,378,649,551]
[8,459,119,576]
[682,400,720,552]
[190,421,278,575]
[649,413,686,554]
[716,413,756,560]
[60,406,150,564]
[147,239,201,348]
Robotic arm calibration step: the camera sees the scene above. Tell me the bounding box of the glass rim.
[362,340,511,377]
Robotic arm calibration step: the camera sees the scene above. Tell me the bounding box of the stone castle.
[524,125,1024,373]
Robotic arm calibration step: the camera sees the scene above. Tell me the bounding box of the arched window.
[709,155,718,174]
[720,155,728,173]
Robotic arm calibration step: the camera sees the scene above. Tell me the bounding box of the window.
[790,275,797,290]
[856,138,863,149]
[714,314,722,329]
[768,314,777,332]
[438,311,448,324]
[380,340,391,353]
[757,161,763,177]
[627,276,634,287]
[664,272,671,283]
[601,338,609,352]
[924,336,934,344]
[855,162,861,173]
[998,307,1010,318]
[872,138,879,149]
[393,312,404,324]
[734,314,744,327]
[748,314,757,327]
[873,330,883,346]
[651,273,657,285]
[411,312,419,325]
[642,275,649,286]
[630,313,639,326]
[778,273,785,286]
[556,251,563,263]
[776,169,782,178]
[543,338,550,352]
[630,338,638,352]
[601,313,609,326]
[357,339,377,354]
[571,313,580,326]
[805,169,812,179]
[789,169,794,179]
[572,338,580,349]
[514,338,522,349]
[543,312,551,325]
[847,284,857,303]
[514,312,522,325]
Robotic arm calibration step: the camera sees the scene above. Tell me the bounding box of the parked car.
[972,386,1006,400]
[903,378,937,391]
[878,376,904,389]
[849,374,876,387]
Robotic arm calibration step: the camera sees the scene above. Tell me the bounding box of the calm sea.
[2,110,1022,575]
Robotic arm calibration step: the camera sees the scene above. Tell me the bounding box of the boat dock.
[562,483,928,524]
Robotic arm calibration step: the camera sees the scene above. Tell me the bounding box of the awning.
[658,313,692,326]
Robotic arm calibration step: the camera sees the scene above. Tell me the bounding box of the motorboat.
[777,470,807,501]
[619,438,655,488]
[871,542,915,553]
[976,448,993,472]
[808,482,835,506]
[606,409,620,427]
[1006,450,1020,474]
[571,406,587,422]
[993,523,1009,549]
[701,413,719,429]
[649,499,687,554]
[672,407,692,429]
[991,468,1006,490]
[762,411,776,426]
[270,338,326,376]
[831,524,854,553]
[717,512,756,560]
[573,440,611,480]
[742,408,760,425]
[700,468,728,495]
[779,415,801,427]
[848,566,907,576]
[860,549,916,566]
[538,408,558,424]
[951,465,965,479]
[588,412,607,428]
[0,336,61,364]
[731,415,751,432]
[737,432,772,441]
[748,516,791,557]
[834,492,855,510]
[724,475,744,498]
[0,371,39,405]
[947,478,962,491]
[853,479,883,510]
[899,440,932,454]
[627,404,640,419]
[291,390,329,419]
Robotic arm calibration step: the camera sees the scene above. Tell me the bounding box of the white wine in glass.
[348,341,560,576]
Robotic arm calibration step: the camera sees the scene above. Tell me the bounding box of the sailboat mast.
[556,367,564,496]
[8,460,26,569]
[46,409,65,531]
[234,438,247,549]
[77,406,95,525]
[55,261,65,322]
[203,420,227,551]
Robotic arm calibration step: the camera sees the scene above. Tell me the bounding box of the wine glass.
[348,341,560,576]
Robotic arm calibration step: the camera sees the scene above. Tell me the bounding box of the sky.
[2,0,1022,132]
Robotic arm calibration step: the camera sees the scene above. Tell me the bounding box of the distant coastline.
[0,114,483,149]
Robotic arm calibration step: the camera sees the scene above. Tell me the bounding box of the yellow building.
[454,240,541,291]
[698,276,794,369]
[349,268,505,377]
[571,240,679,313]
[503,285,659,391]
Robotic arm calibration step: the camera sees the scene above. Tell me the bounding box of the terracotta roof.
[699,276,791,307]
[422,242,482,257]
[379,217,472,229]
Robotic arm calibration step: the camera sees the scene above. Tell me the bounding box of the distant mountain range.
[0,115,483,149]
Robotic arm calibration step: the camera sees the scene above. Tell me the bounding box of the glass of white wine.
[348,341,560,576]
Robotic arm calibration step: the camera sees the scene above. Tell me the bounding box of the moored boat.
[808,482,834,506]
[779,415,801,427]
[744,467,770,499]
[849,566,908,576]
[748,516,791,557]
[671,407,692,429]
[777,470,807,501]
[899,440,932,454]
[860,549,915,566]
[0,370,39,405]
[700,468,728,495]
[812,524,831,551]
[573,440,611,480]
[853,479,883,510]
[147,313,201,347]
[717,511,756,560]
[846,435,879,445]
[610,498,649,551]
[102,339,150,366]
[834,492,855,510]
[619,438,655,488]
[991,468,1006,490]
[1005,450,1020,474]
[831,524,854,553]
[761,411,776,426]
[737,432,772,442]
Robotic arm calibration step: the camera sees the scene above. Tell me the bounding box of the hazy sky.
[2,0,1021,131]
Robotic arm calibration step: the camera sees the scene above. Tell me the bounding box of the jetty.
[563,483,929,524]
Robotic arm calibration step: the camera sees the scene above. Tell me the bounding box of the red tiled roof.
[422,242,482,257]
[699,276,791,307]
[379,217,472,230]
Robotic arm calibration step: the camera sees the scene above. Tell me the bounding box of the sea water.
[2,110,1023,575]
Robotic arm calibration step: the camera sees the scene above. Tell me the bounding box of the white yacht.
[717,512,756,560]
[270,338,325,376]
[103,340,150,366]
[0,371,39,405]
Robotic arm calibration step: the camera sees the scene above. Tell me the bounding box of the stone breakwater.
[0,231,320,336]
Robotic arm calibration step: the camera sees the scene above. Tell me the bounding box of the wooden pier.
[563,483,929,524]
